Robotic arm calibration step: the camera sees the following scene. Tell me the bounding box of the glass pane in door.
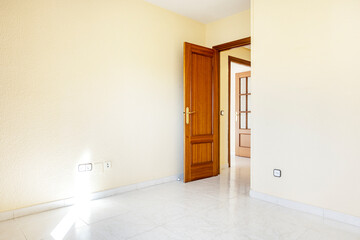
[240,113,246,129]
[240,78,247,94]
[240,96,246,111]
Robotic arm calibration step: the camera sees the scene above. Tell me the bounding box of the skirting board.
[250,190,360,228]
[0,175,180,222]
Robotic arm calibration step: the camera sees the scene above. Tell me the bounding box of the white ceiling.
[144,0,250,24]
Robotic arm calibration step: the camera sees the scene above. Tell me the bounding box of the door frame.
[212,37,251,169]
[228,57,251,167]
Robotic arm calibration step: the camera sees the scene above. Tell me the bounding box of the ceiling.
[144,0,250,24]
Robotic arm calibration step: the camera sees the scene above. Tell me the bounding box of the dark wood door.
[235,71,251,158]
[183,42,219,182]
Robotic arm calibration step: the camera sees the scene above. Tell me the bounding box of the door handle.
[184,107,195,124]
[235,112,239,122]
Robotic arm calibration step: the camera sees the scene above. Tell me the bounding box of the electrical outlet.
[78,163,93,172]
[85,163,93,171]
[273,169,281,177]
[78,164,86,172]
[105,161,112,169]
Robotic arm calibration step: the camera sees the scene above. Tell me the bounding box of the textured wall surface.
[251,0,360,217]
[0,0,205,212]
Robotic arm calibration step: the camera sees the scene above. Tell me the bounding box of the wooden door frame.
[212,37,251,169]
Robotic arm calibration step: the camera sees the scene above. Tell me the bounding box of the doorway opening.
[229,56,251,167]
[182,37,250,183]
[212,37,251,171]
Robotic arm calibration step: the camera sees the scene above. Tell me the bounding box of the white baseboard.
[250,190,360,228]
[0,175,180,222]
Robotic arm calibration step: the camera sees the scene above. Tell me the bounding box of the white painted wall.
[0,0,252,213]
[0,0,205,212]
[206,9,250,47]
[251,0,360,217]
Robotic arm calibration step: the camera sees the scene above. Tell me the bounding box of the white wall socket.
[273,169,281,177]
[78,164,86,172]
[78,163,92,172]
[105,161,112,169]
[85,163,93,171]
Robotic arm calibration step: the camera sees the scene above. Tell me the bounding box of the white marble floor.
[1,157,360,240]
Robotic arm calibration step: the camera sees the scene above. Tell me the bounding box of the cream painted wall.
[251,0,360,217]
[219,48,251,169]
[205,9,250,47]
[0,0,205,212]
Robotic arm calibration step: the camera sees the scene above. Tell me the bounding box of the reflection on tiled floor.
[1,157,360,240]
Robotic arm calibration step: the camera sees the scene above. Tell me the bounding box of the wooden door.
[235,71,251,158]
[183,42,219,182]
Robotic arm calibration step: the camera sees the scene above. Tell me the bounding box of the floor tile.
[128,226,187,240]
[64,225,114,240]
[0,220,26,240]
[88,212,158,240]
[76,197,130,224]
[1,157,360,240]
[162,214,220,240]
[14,206,86,240]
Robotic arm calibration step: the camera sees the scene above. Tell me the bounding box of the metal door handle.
[183,111,196,114]
[235,112,239,122]
[184,107,195,124]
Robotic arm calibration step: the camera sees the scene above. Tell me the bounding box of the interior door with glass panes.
[235,71,251,158]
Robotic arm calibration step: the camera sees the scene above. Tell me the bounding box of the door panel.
[191,53,213,136]
[184,42,219,182]
[240,134,251,148]
[192,143,213,165]
[235,71,251,158]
